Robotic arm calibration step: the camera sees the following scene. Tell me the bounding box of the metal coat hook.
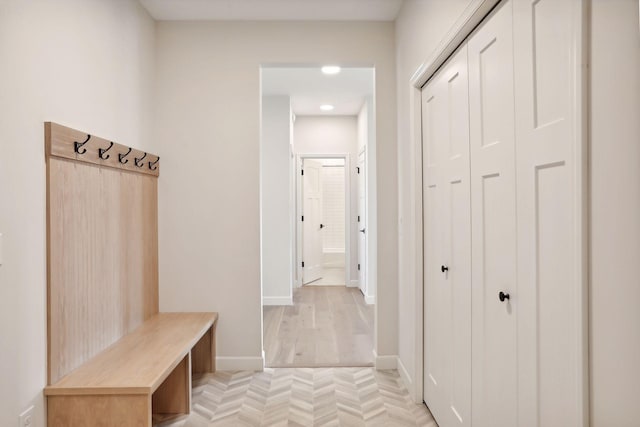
[119,147,132,164]
[149,156,160,171]
[134,152,147,168]
[74,135,91,155]
[99,141,114,160]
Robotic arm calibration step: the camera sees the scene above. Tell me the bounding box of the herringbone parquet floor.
[161,368,437,427]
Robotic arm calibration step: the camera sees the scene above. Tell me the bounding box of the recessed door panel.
[448,176,471,426]
[530,0,571,128]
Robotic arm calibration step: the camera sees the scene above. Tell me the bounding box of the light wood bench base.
[45,313,217,427]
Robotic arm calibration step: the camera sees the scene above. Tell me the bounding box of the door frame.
[356,147,369,299]
[295,153,352,290]
[407,0,590,418]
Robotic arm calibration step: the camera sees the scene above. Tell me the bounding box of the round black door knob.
[320,224,325,229]
[499,291,510,302]
[441,265,449,273]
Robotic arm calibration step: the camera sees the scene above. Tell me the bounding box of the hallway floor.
[263,286,374,367]
[307,267,346,286]
[164,368,437,427]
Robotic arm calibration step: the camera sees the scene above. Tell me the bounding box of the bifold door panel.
[468,2,518,426]
[513,0,585,425]
[422,44,472,427]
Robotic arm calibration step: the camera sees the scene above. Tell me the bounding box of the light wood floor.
[161,368,437,427]
[308,267,346,286]
[263,286,374,368]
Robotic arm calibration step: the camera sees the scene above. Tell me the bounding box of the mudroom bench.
[45,312,218,427]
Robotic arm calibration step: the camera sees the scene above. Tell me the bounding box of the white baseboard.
[364,294,375,305]
[262,296,293,306]
[372,353,420,403]
[373,350,397,370]
[348,279,359,288]
[216,356,264,371]
[397,357,414,397]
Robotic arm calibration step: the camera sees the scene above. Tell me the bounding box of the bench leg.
[152,354,191,417]
[48,394,151,427]
[192,323,216,374]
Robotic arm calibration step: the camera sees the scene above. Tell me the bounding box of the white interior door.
[513,0,586,425]
[302,159,323,284]
[357,153,366,295]
[422,44,472,427]
[468,2,518,426]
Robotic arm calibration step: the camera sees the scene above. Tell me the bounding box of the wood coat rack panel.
[45,122,160,384]
[45,122,160,176]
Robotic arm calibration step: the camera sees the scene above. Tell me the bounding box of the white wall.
[394,0,475,398]
[295,116,358,154]
[590,1,640,425]
[294,116,359,284]
[357,101,369,152]
[0,1,156,425]
[261,95,292,304]
[155,22,397,369]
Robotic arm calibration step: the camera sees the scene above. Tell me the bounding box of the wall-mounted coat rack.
[46,122,160,177]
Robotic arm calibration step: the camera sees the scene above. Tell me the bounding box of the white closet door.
[468,2,518,427]
[423,45,471,427]
[513,0,587,425]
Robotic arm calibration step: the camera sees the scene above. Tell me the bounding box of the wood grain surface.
[45,122,160,176]
[45,312,217,395]
[48,394,151,427]
[263,286,374,368]
[46,154,160,383]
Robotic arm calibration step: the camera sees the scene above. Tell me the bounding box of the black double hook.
[99,141,114,160]
[119,147,132,164]
[134,152,147,168]
[149,156,160,171]
[74,135,91,155]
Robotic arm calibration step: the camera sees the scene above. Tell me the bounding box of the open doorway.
[260,66,375,368]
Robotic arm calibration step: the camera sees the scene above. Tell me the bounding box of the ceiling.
[139,0,404,21]
[261,67,374,116]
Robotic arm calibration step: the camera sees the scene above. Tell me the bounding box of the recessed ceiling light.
[321,65,341,75]
[320,104,335,111]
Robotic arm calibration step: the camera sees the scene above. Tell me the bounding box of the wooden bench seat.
[45,312,218,427]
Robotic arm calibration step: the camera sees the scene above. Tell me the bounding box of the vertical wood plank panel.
[47,155,159,384]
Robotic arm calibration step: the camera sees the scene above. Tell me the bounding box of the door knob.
[360,228,366,233]
[441,265,449,273]
[320,224,325,229]
[499,291,510,302]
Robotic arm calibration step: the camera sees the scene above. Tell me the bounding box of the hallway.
[263,286,374,367]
